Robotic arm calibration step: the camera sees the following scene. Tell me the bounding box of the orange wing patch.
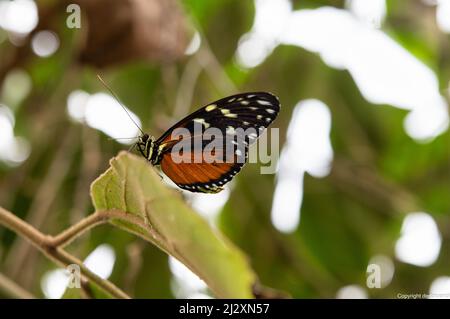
[160,151,243,193]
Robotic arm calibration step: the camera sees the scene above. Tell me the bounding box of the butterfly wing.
[155,92,280,193]
[160,148,240,193]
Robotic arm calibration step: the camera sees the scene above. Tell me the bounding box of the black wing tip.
[217,91,280,108]
[237,91,281,109]
[176,163,244,193]
[243,91,279,99]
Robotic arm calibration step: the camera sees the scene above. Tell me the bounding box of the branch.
[0,272,36,299]
[48,211,110,248]
[48,209,150,248]
[0,206,130,299]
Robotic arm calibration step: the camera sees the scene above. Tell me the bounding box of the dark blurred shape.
[75,0,188,67]
[252,282,291,299]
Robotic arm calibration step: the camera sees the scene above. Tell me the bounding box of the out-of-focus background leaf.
[0,0,449,299]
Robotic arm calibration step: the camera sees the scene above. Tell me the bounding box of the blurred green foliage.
[0,0,449,299]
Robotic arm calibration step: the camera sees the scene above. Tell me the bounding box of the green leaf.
[90,151,256,298]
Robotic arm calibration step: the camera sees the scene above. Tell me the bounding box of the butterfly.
[99,76,280,193]
[134,92,280,193]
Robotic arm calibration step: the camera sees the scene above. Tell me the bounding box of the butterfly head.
[137,133,156,162]
[138,133,149,144]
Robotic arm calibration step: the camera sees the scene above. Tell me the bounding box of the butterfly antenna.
[107,137,139,141]
[97,74,144,135]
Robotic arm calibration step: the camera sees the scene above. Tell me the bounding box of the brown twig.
[0,272,36,299]
[0,206,131,299]
[47,212,110,248]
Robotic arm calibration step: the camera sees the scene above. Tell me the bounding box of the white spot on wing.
[205,104,217,112]
[257,100,271,106]
[193,118,210,128]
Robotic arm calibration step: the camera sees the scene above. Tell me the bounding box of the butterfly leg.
[153,166,164,181]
